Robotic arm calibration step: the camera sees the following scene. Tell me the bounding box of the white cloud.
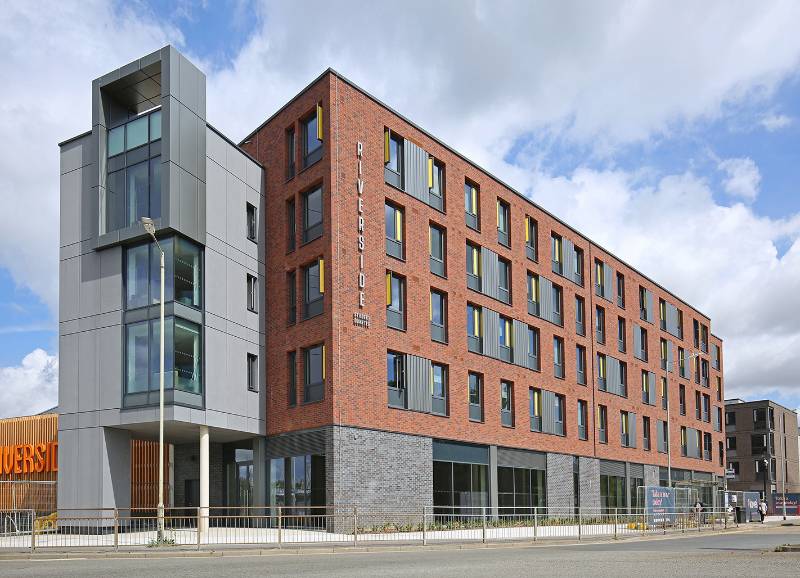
[718,157,762,201]
[760,113,793,131]
[0,349,58,418]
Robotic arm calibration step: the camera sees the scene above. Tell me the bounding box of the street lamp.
[141,216,165,542]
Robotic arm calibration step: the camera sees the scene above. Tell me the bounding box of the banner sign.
[772,493,800,515]
[744,492,760,521]
[644,485,676,525]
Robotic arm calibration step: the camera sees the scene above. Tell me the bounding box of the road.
[2,526,798,577]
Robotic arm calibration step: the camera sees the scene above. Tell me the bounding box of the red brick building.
[240,70,725,513]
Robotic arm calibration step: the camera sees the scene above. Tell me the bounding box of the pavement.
[0,523,798,577]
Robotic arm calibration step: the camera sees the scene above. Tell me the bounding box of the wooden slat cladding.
[130,439,170,511]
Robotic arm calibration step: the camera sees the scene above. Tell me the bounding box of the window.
[431,363,448,416]
[527,326,540,370]
[680,427,688,456]
[616,272,625,308]
[125,237,201,310]
[575,296,585,335]
[430,290,447,343]
[429,224,446,277]
[704,432,712,461]
[497,466,546,512]
[384,129,403,188]
[597,353,607,390]
[247,353,259,392]
[695,390,701,420]
[641,370,652,404]
[125,317,202,396]
[386,272,405,330]
[578,400,588,440]
[576,345,587,385]
[434,461,489,512]
[466,242,482,291]
[464,181,479,230]
[725,411,735,426]
[595,259,606,297]
[528,273,540,316]
[525,216,537,261]
[302,106,323,168]
[660,338,668,370]
[728,461,739,476]
[620,411,633,448]
[659,299,667,330]
[304,344,325,403]
[288,351,297,406]
[500,381,514,427]
[552,284,563,326]
[661,377,668,410]
[387,351,406,409]
[598,405,608,443]
[554,394,565,436]
[639,286,649,320]
[530,388,542,432]
[497,199,510,246]
[498,316,512,362]
[303,258,324,319]
[551,234,563,275]
[498,258,511,304]
[247,274,258,313]
[573,247,584,285]
[595,305,605,343]
[429,158,445,211]
[679,384,686,415]
[553,336,564,378]
[617,317,626,352]
[467,303,482,353]
[716,376,722,401]
[385,202,404,259]
[286,198,296,252]
[600,475,625,513]
[726,436,737,450]
[286,127,296,179]
[702,394,710,422]
[636,325,648,361]
[468,372,483,422]
[643,416,651,450]
[302,186,323,243]
[246,202,257,242]
[287,271,296,325]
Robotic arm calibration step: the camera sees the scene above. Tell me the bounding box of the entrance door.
[185,479,200,508]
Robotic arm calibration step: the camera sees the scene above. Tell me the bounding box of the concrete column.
[489,445,498,519]
[252,437,267,511]
[199,425,209,532]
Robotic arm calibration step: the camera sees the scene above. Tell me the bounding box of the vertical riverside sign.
[353,141,370,328]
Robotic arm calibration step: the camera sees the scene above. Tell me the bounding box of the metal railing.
[0,506,737,551]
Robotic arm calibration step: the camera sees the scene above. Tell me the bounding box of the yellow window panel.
[385,273,391,306]
[473,308,481,337]
[471,187,477,214]
[384,129,390,163]
[427,157,434,189]
[319,258,325,293]
[316,104,323,140]
[322,345,326,380]
[395,210,402,242]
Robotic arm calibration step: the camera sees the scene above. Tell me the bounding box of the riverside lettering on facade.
[356,141,366,309]
[0,442,58,475]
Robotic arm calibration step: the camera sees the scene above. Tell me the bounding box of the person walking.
[758,498,768,523]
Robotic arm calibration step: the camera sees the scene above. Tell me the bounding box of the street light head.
[140,216,156,237]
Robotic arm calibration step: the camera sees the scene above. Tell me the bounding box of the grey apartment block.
[329,426,433,512]
[546,452,575,514]
[58,46,265,513]
[578,457,601,510]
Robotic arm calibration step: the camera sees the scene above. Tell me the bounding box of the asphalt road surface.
[2,526,798,577]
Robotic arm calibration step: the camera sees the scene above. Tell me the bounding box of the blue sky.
[0,1,799,417]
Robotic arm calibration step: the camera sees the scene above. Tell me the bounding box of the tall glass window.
[302,186,323,243]
[497,466,546,513]
[304,344,325,403]
[433,460,488,515]
[125,237,201,310]
[302,112,322,167]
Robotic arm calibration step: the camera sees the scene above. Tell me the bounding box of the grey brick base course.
[578,457,601,511]
[546,453,574,515]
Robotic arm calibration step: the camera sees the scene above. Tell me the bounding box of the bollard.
[578,510,582,541]
[353,506,358,546]
[533,507,538,542]
[482,507,487,543]
[422,507,427,546]
[114,509,119,551]
[614,508,618,540]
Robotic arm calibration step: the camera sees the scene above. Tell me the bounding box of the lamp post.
[141,216,165,542]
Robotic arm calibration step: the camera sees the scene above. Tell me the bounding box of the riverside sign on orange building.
[0,442,58,476]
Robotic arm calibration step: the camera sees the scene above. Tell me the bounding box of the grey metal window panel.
[542,390,557,434]
[666,302,681,337]
[482,307,501,360]
[713,409,721,431]
[645,289,654,323]
[647,371,657,405]
[496,447,546,470]
[606,356,625,397]
[404,353,432,414]
[538,276,555,324]
[666,340,674,372]
[432,440,488,464]
[633,324,644,360]
[603,263,614,302]
[265,428,330,460]
[402,139,429,204]
[656,421,667,452]
[563,238,575,282]
[712,345,720,369]
[481,246,499,300]
[629,413,637,448]
[599,460,626,477]
[512,319,528,368]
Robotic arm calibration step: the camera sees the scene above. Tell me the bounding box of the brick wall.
[173,442,224,507]
[546,453,575,514]
[579,457,601,510]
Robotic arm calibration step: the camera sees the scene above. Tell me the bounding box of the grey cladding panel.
[647,372,657,405]
[603,264,614,301]
[542,390,556,434]
[599,460,626,476]
[266,428,329,458]
[497,447,546,470]
[402,139,429,203]
[562,238,575,282]
[629,463,644,478]
[539,277,555,324]
[666,340,674,372]
[645,289,654,323]
[666,303,680,337]
[433,440,488,464]
[629,413,637,448]
[405,354,432,414]
[633,324,642,359]
[512,319,528,367]
[481,247,499,300]
[482,308,500,359]
[607,356,624,396]
[657,422,666,452]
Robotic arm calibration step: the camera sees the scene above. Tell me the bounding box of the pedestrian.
[758,499,768,523]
